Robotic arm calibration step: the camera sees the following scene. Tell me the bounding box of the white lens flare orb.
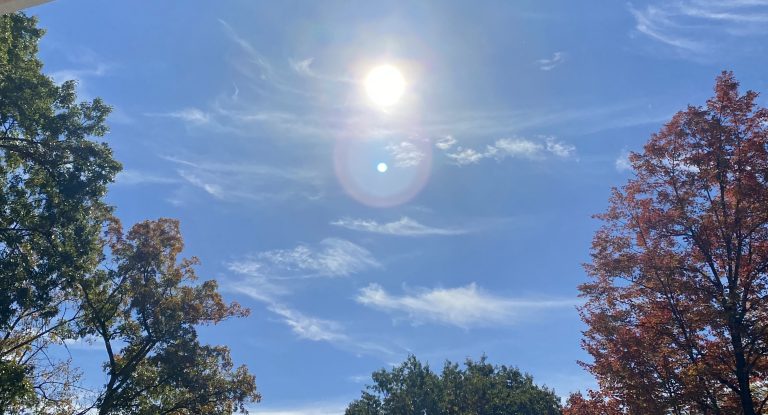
[365,65,405,107]
[335,138,432,208]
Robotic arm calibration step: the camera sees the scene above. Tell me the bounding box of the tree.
[569,72,768,415]
[0,13,260,414]
[346,355,561,415]
[76,218,260,414]
[0,12,119,410]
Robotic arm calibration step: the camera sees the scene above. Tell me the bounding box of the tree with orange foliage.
[566,72,768,415]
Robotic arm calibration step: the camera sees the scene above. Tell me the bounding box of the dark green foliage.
[0,13,259,414]
[346,355,562,415]
[0,12,118,323]
[0,12,119,411]
[0,360,32,409]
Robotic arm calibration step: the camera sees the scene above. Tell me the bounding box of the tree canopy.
[346,355,562,415]
[567,72,768,415]
[78,218,259,415]
[0,12,118,410]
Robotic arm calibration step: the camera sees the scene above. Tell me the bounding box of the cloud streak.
[537,51,565,71]
[224,272,396,357]
[629,1,768,56]
[228,238,380,280]
[115,170,180,186]
[331,217,467,237]
[444,137,575,166]
[146,108,211,124]
[267,303,347,342]
[162,155,323,203]
[356,283,577,329]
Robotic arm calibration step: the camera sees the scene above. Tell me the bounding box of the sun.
[364,65,405,107]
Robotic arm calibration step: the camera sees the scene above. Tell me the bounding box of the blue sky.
[31,0,768,413]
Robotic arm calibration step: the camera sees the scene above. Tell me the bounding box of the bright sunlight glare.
[365,65,405,107]
[377,162,388,173]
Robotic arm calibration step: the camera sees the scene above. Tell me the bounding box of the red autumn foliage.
[567,72,768,415]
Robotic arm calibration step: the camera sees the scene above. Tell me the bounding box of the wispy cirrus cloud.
[331,217,467,237]
[290,57,316,77]
[267,303,347,342]
[536,51,565,71]
[629,1,768,57]
[162,155,323,203]
[160,21,661,142]
[228,238,380,280]
[47,46,111,89]
[145,107,210,124]
[224,247,395,358]
[49,63,109,86]
[444,137,575,166]
[225,277,394,356]
[114,170,180,186]
[356,283,577,329]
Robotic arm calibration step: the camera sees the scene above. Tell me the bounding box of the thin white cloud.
[445,137,575,166]
[615,151,632,172]
[289,57,354,83]
[536,51,565,71]
[223,278,396,357]
[629,1,768,56]
[356,283,577,329]
[219,18,273,80]
[62,336,101,351]
[545,138,577,158]
[163,156,323,203]
[331,217,467,237]
[49,63,109,86]
[219,18,314,98]
[491,138,545,159]
[114,170,180,186]
[177,170,226,198]
[385,141,427,168]
[435,135,457,150]
[146,108,210,124]
[446,147,485,166]
[222,266,348,343]
[290,57,316,77]
[223,242,396,358]
[229,238,380,279]
[268,303,346,342]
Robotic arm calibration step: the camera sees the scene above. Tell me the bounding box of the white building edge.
[1,0,52,14]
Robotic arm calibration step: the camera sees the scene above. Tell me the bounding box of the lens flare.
[335,138,432,208]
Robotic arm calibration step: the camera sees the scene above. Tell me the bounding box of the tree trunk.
[732,330,756,415]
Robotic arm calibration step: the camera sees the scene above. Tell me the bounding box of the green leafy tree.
[76,218,260,415]
[0,12,119,410]
[0,13,259,414]
[346,355,562,415]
